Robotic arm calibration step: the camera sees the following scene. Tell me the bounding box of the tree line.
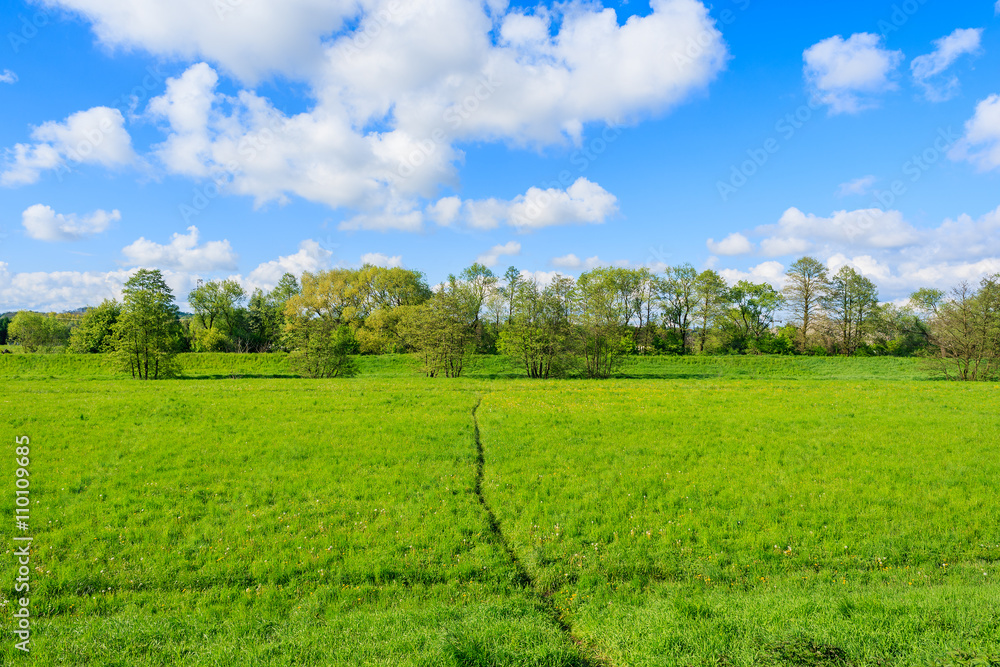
[3,259,998,380]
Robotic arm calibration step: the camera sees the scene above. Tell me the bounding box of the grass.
[477,380,1000,665]
[0,351,926,381]
[1,354,996,665]
[0,378,587,665]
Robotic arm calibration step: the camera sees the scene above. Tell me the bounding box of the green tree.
[692,270,729,354]
[0,316,10,345]
[399,279,478,378]
[188,279,247,342]
[824,267,879,356]
[927,276,1000,381]
[498,276,577,378]
[724,281,786,352]
[8,311,70,352]
[69,300,121,353]
[287,321,359,378]
[659,264,698,355]
[574,268,633,378]
[783,257,829,352]
[112,269,182,379]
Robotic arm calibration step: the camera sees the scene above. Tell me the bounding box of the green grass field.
[2,355,997,666]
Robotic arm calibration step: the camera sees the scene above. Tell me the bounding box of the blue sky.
[1,0,999,310]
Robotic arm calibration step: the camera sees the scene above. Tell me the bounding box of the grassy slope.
[478,380,1000,665]
[0,379,586,666]
[0,351,927,381]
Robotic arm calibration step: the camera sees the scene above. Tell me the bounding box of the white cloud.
[341,177,617,232]
[2,106,136,185]
[836,175,877,197]
[712,205,1000,297]
[949,94,1000,171]
[476,241,521,268]
[21,204,120,242]
[101,0,723,220]
[551,254,603,270]
[360,252,403,268]
[0,264,205,312]
[762,207,919,251]
[759,237,811,257]
[121,226,238,271]
[706,232,753,256]
[803,33,903,114]
[41,0,361,84]
[719,261,787,288]
[911,28,982,102]
[242,239,333,291]
[0,70,17,84]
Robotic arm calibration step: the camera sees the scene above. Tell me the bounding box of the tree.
[927,276,1000,381]
[0,316,10,346]
[498,275,577,378]
[69,300,121,353]
[692,270,729,354]
[188,279,247,344]
[659,264,698,355]
[574,269,633,378]
[724,281,786,352]
[399,279,478,378]
[783,257,829,352]
[824,267,879,356]
[7,311,70,352]
[112,269,182,379]
[287,321,359,378]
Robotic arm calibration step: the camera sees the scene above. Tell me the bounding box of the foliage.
[111,269,183,379]
[497,275,576,378]
[659,264,698,355]
[824,266,879,356]
[926,275,1000,381]
[69,299,121,353]
[8,310,71,352]
[574,268,634,378]
[784,256,830,352]
[0,315,9,345]
[286,321,359,378]
[723,280,786,352]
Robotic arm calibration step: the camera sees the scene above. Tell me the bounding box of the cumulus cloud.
[0,264,203,312]
[911,28,982,102]
[476,241,521,268]
[21,204,120,242]
[949,94,1000,171]
[803,33,903,114]
[121,226,238,271]
[361,252,403,268]
[0,70,17,84]
[342,177,617,232]
[836,175,877,197]
[41,0,361,83]
[242,239,333,291]
[719,261,787,288]
[713,205,1000,297]
[551,254,602,270]
[103,0,724,220]
[2,106,136,185]
[707,232,753,256]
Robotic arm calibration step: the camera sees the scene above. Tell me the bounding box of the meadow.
[2,354,998,666]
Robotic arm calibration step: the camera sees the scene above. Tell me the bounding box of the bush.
[288,323,359,378]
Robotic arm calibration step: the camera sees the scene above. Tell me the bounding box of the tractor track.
[471,398,609,667]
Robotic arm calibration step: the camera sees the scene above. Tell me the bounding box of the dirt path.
[471,398,609,667]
